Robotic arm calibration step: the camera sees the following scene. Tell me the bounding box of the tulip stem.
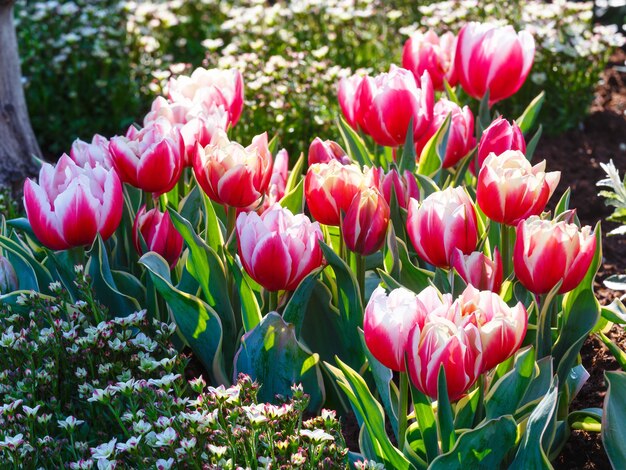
[268,291,279,313]
[536,293,553,358]
[398,372,409,448]
[356,254,366,306]
[226,205,237,242]
[501,223,512,278]
[145,192,154,210]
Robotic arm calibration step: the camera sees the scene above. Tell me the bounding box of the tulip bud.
[133,206,184,269]
[0,255,18,293]
[24,155,123,250]
[180,105,230,167]
[402,30,458,91]
[477,150,561,225]
[380,168,420,210]
[455,22,535,105]
[236,204,324,291]
[357,66,434,147]
[308,138,350,166]
[193,130,273,208]
[476,118,526,173]
[407,187,478,268]
[451,248,503,293]
[513,216,596,294]
[338,74,365,130]
[415,98,475,168]
[70,134,113,170]
[342,188,390,256]
[109,118,184,195]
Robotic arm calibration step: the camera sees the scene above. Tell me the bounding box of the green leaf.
[179,185,204,230]
[430,416,518,469]
[516,91,545,134]
[437,366,455,454]
[399,117,416,174]
[140,252,228,385]
[396,238,433,293]
[283,268,323,337]
[0,234,53,293]
[337,116,373,167]
[444,80,460,105]
[485,346,536,419]
[525,125,543,162]
[279,178,304,214]
[200,191,225,253]
[285,152,305,195]
[453,388,480,429]
[415,174,440,199]
[554,188,571,217]
[604,274,626,291]
[235,312,324,411]
[603,371,626,468]
[477,90,491,136]
[417,113,451,178]
[598,332,626,370]
[225,255,262,333]
[411,383,439,463]
[567,408,602,432]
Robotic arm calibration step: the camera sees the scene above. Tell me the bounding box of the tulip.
[0,255,18,294]
[193,130,273,208]
[363,286,428,371]
[455,22,535,105]
[23,155,123,250]
[380,168,420,210]
[338,74,365,130]
[453,285,527,371]
[342,188,390,256]
[513,216,596,294]
[357,66,434,147]
[256,148,289,214]
[70,134,113,170]
[451,248,503,293]
[407,187,478,268]
[476,118,526,173]
[144,96,191,126]
[133,206,184,269]
[236,204,324,291]
[402,30,458,91]
[406,315,483,401]
[304,161,372,226]
[109,118,184,194]
[415,98,475,168]
[308,138,350,166]
[180,105,230,167]
[477,150,561,225]
[167,67,244,126]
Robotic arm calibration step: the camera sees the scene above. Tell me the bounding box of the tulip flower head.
[24,155,123,250]
[342,188,390,256]
[308,138,351,166]
[193,130,273,208]
[476,117,526,173]
[455,22,535,105]
[513,216,596,294]
[338,74,365,130]
[407,187,479,268]
[380,168,420,210]
[70,134,113,170]
[254,148,289,214]
[451,248,503,293]
[180,105,230,166]
[402,29,458,91]
[236,204,324,292]
[109,118,184,195]
[477,150,561,225]
[133,206,184,269]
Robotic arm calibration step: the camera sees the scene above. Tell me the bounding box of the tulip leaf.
[567,408,602,432]
[234,312,325,412]
[283,268,324,338]
[485,346,536,419]
[418,113,451,179]
[396,238,433,293]
[601,298,626,325]
[383,224,401,281]
[326,357,413,470]
[399,117,416,174]
[337,116,373,167]
[179,185,204,231]
[604,274,626,291]
[525,124,543,162]
[516,91,545,134]
[0,234,53,293]
[111,270,145,306]
[453,388,480,429]
[140,251,228,385]
[279,179,304,214]
[443,80,460,106]
[6,217,35,237]
[430,415,518,469]
[603,371,626,469]
[285,152,305,195]
[410,383,439,463]
[200,191,225,253]
[598,332,626,370]
[225,254,262,333]
[476,90,491,137]
[509,378,559,470]
[437,366,456,454]
[518,357,553,416]
[554,188,571,217]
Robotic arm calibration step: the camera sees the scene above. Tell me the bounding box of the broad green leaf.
[140,252,228,385]
[179,185,204,231]
[226,255,262,333]
[603,371,626,468]
[279,178,304,214]
[453,388,480,429]
[396,238,433,292]
[444,80,460,105]
[430,416,517,469]
[285,152,305,195]
[282,268,324,337]
[415,174,440,199]
[337,116,373,167]
[601,299,626,324]
[604,274,626,291]
[399,118,416,174]
[519,357,553,413]
[516,91,545,134]
[476,90,491,137]
[200,191,225,253]
[418,114,451,178]
[0,234,53,293]
[411,383,439,463]
[437,366,455,454]
[525,125,543,162]
[598,332,626,370]
[567,408,602,432]
[554,188,571,217]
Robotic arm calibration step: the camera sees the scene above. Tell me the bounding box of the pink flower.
[256,148,289,214]
[144,96,192,126]
[476,117,526,173]
[477,150,560,225]
[402,30,458,91]
[342,188,390,256]
[23,155,123,250]
[380,168,420,210]
[308,138,350,166]
[407,187,478,268]
[180,105,229,167]
[455,22,535,105]
[415,98,475,168]
[109,118,184,194]
[193,130,273,208]
[236,204,324,291]
[338,74,365,130]
[513,216,596,294]
[70,134,113,170]
[451,248,503,293]
[133,206,184,269]
[357,66,434,147]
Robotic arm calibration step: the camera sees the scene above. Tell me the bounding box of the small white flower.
[132,419,152,434]
[207,384,240,403]
[152,427,177,447]
[207,444,228,458]
[299,428,335,442]
[115,435,141,453]
[90,438,117,459]
[0,433,24,450]
[155,458,174,470]
[58,415,85,431]
[22,404,41,417]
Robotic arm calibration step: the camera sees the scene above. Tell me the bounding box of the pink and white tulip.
[24,155,123,250]
[308,138,350,166]
[380,168,420,210]
[342,188,390,256]
[476,117,526,173]
[109,118,184,194]
[402,30,458,91]
[193,130,273,208]
[455,22,535,105]
[477,150,561,225]
[513,216,596,294]
[415,98,475,168]
[236,204,324,292]
[133,206,184,269]
[255,148,289,214]
[180,105,230,166]
[70,134,113,170]
[407,187,478,268]
[338,74,365,130]
[451,248,503,293]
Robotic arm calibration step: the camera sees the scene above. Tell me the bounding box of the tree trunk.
[0,0,40,190]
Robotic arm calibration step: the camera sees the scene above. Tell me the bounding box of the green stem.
[356,254,365,306]
[268,290,279,313]
[501,223,512,278]
[536,293,552,358]
[226,205,237,241]
[177,168,186,200]
[398,372,409,448]
[473,374,486,426]
[145,192,154,210]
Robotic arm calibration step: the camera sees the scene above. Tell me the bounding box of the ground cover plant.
[2,2,626,469]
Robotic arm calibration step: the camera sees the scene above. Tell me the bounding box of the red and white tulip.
[402,29,457,91]
[70,134,113,170]
[476,117,526,173]
[380,168,420,210]
[133,206,184,269]
[451,248,503,293]
[342,188,390,256]
[308,138,350,166]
